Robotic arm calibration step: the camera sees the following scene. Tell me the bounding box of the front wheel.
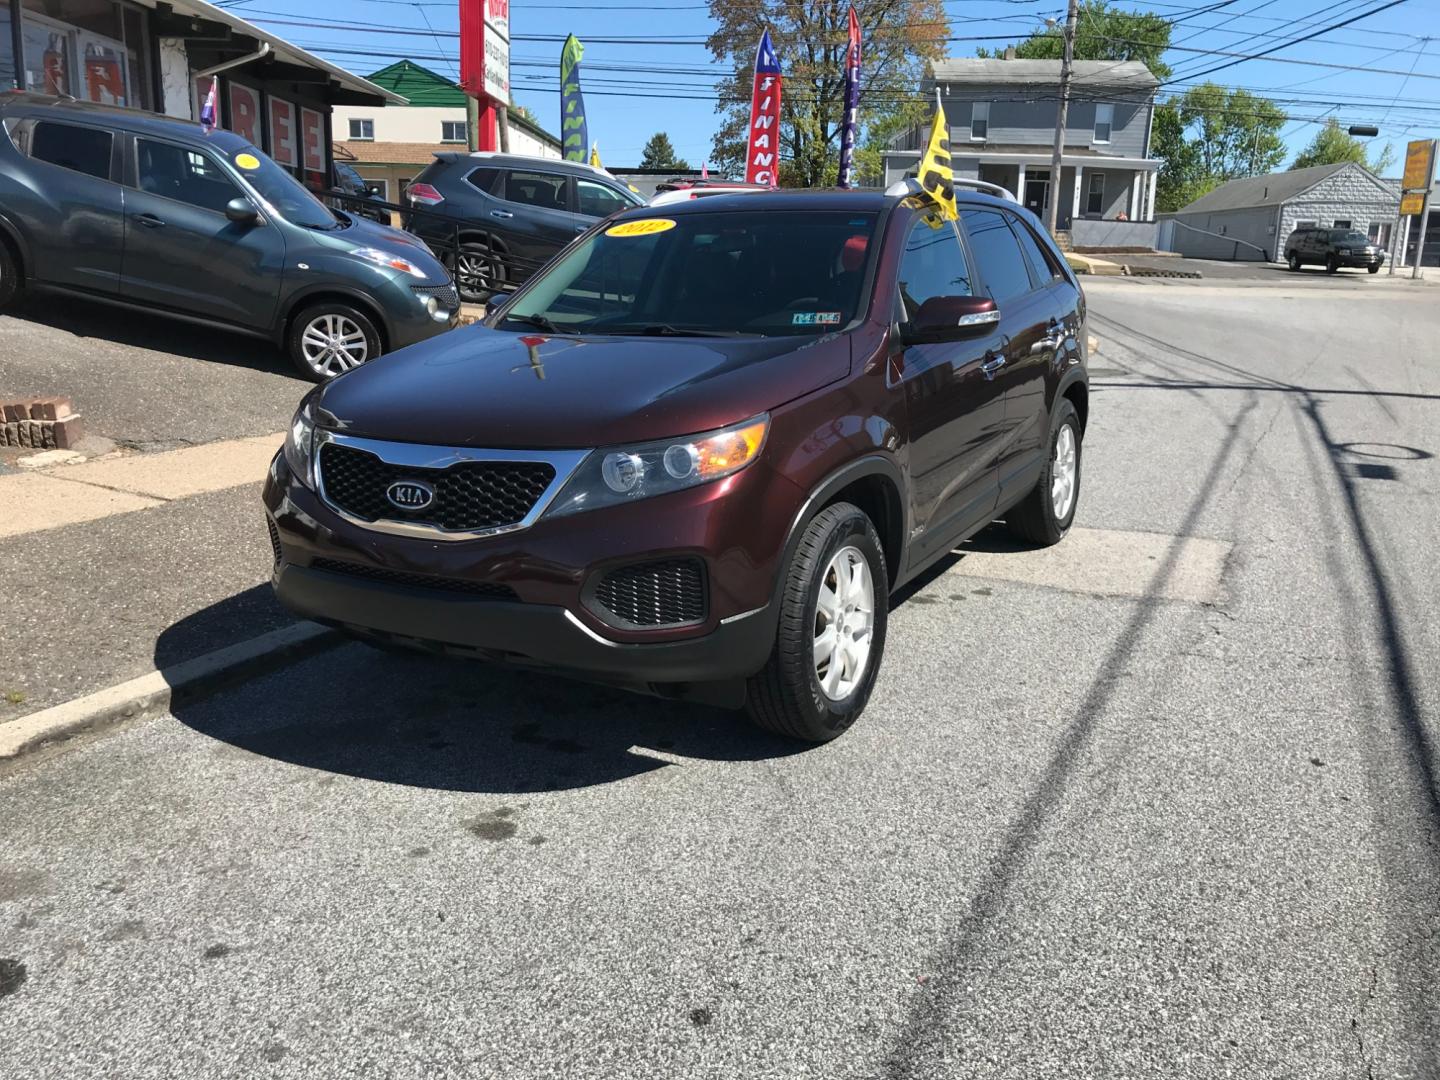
[1368,263,1381,274]
[1326,255,1339,274]
[287,302,382,381]
[1006,398,1082,546]
[746,503,889,743]
[1287,252,1300,272]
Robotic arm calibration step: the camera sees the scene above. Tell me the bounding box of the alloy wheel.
[1052,423,1078,520]
[455,247,497,297]
[813,545,875,702]
[300,314,369,377]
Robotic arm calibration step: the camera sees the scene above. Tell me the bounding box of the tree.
[706,0,948,188]
[639,132,690,172]
[1175,83,1287,181]
[977,0,1172,79]
[1291,118,1394,174]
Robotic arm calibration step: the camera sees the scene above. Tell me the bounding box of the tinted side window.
[503,170,568,210]
[31,122,113,181]
[577,179,630,218]
[1011,216,1063,283]
[896,210,974,321]
[961,208,1036,303]
[465,167,501,194]
[136,139,242,214]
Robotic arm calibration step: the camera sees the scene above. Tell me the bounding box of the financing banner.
[836,7,862,188]
[744,30,782,187]
[560,34,588,163]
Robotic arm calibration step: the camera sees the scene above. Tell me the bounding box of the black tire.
[746,502,889,744]
[0,240,20,308]
[1368,263,1380,274]
[1286,252,1300,272]
[286,301,383,382]
[1006,398,1082,547]
[1326,255,1339,274]
[451,241,505,303]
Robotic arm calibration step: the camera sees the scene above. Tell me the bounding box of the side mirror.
[225,198,260,226]
[902,295,1000,345]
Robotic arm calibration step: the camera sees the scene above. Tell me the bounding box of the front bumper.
[1334,252,1384,268]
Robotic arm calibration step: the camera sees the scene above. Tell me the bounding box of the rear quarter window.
[465,167,502,195]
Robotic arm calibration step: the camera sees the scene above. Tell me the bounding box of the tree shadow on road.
[158,596,807,795]
[8,294,302,380]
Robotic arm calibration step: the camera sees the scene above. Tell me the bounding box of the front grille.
[265,516,283,567]
[591,558,707,628]
[319,443,555,534]
[311,558,518,601]
[412,283,460,309]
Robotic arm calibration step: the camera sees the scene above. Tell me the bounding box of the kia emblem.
[385,479,435,512]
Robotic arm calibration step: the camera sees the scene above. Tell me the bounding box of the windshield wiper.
[500,313,573,335]
[603,324,750,338]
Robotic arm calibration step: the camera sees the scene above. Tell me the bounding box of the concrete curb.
[0,622,343,761]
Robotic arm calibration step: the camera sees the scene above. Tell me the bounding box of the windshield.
[1331,230,1370,245]
[228,145,340,230]
[499,210,878,337]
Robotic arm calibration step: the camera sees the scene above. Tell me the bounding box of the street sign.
[1400,192,1426,216]
[1401,139,1435,192]
[483,0,510,102]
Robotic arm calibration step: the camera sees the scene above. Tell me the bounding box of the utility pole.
[1046,0,1080,237]
[497,104,511,154]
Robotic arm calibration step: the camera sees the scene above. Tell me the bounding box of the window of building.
[970,102,990,142]
[503,170,568,210]
[441,120,467,143]
[30,121,112,181]
[348,118,374,141]
[1094,103,1114,144]
[896,211,973,321]
[577,178,631,218]
[960,208,1035,303]
[1332,218,1351,228]
[1295,220,1317,229]
[136,138,242,214]
[1086,172,1106,215]
[1,6,16,90]
[1368,221,1391,247]
[19,0,151,110]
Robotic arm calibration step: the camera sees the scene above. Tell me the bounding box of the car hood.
[314,326,853,448]
[327,214,451,281]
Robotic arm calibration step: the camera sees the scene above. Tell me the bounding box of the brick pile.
[0,397,83,449]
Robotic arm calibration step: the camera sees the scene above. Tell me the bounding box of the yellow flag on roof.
[590,143,603,169]
[918,103,957,221]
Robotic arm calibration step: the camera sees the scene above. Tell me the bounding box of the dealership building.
[1,0,399,186]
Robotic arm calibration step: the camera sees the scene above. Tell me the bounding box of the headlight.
[350,247,428,279]
[284,403,315,487]
[544,415,769,519]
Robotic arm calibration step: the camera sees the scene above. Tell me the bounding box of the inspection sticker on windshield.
[234,153,261,170]
[793,312,842,326]
[607,218,677,238]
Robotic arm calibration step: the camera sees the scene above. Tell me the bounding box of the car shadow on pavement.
[158,596,808,795]
[8,294,302,379]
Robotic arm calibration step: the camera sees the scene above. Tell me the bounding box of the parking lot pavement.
[2,278,1438,1076]
[1108,252,1439,286]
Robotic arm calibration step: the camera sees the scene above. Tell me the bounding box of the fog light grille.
[592,558,707,628]
[265,516,283,567]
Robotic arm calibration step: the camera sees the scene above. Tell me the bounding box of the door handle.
[489,210,514,219]
[980,354,1007,377]
[135,214,166,228]
[1031,334,1064,355]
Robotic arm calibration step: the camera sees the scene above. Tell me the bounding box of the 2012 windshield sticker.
[606,219,677,238]
[793,312,842,326]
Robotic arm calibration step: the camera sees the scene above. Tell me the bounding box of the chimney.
[1004,46,1017,61]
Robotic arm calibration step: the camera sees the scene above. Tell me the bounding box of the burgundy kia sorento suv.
[264,183,1089,742]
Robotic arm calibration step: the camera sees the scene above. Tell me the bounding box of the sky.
[214,0,1439,175]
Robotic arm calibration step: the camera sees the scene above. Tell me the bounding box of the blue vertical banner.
[560,34,588,163]
[837,6,862,188]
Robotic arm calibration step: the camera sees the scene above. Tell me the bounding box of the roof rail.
[884,176,1019,205]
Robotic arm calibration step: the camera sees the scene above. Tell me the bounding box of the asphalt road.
[3,280,1439,1078]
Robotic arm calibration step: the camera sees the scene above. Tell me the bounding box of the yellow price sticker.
[234,153,261,170]
[606,218,677,238]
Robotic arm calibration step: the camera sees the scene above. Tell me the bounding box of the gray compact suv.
[0,93,459,380]
[404,152,645,302]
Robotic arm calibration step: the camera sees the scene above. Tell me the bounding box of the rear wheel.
[1006,398,1082,547]
[451,241,504,303]
[746,503,888,744]
[0,240,19,308]
[287,302,382,381]
[1286,252,1301,271]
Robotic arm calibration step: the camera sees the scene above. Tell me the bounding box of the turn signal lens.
[691,419,769,479]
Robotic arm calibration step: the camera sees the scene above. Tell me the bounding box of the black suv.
[404,152,645,302]
[0,94,458,380]
[1285,226,1385,274]
[266,184,1089,743]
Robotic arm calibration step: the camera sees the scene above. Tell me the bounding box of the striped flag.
[836,7,862,188]
[744,30,782,187]
[199,78,218,130]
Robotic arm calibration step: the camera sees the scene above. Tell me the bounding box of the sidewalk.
[0,435,296,721]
